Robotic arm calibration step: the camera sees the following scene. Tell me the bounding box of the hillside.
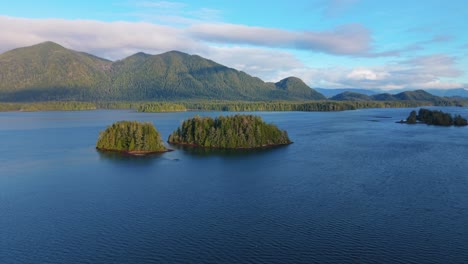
[0,42,323,102]
[392,90,438,101]
[0,42,112,101]
[330,91,371,101]
[330,90,466,106]
[316,88,378,97]
[273,77,326,100]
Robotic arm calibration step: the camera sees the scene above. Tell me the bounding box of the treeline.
[138,103,186,112]
[0,101,96,111]
[0,99,463,113]
[168,115,291,149]
[182,100,434,112]
[405,108,468,126]
[96,121,166,153]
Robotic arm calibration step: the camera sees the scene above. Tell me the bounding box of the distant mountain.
[316,88,378,97]
[425,88,468,98]
[391,90,438,101]
[319,87,468,99]
[330,89,467,106]
[330,91,371,101]
[0,42,324,101]
[273,77,326,100]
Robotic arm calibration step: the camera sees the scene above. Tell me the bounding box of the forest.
[405,109,468,126]
[96,121,167,153]
[168,114,291,149]
[0,100,460,113]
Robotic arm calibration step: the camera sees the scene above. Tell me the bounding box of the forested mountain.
[316,88,378,97]
[273,77,326,100]
[0,42,112,101]
[0,42,323,101]
[331,89,462,105]
[330,91,372,101]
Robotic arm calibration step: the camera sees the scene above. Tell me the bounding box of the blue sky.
[0,0,467,90]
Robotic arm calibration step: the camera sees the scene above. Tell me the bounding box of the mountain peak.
[162,50,191,57]
[275,77,326,100]
[0,42,326,101]
[30,41,67,52]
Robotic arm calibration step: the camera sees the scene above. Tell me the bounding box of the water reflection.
[97,149,166,165]
[168,143,291,158]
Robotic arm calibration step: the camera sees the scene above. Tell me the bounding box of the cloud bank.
[0,15,465,90]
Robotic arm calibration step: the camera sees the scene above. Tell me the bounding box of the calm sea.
[1,108,467,263]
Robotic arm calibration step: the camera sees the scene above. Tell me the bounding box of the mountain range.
[330,90,449,103]
[316,88,468,98]
[0,42,464,103]
[0,42,325,102]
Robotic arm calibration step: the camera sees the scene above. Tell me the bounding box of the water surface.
[1,108,467,263]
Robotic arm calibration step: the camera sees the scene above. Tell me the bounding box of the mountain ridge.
[0,42,324,102]
[331,89,464,106]
[319,87,468,98]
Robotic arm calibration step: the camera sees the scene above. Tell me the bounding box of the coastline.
[167,141,293,150]
[96,147,172,156]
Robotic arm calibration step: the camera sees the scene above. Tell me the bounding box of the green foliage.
[0,42,323,102]
[454,115,468,126]
[406,110,417,124]
[274,77,326,100]
[96,121,166,153]
[0,42,111,101]
[332,90,466,107]
[182,100,433,112]
[0,101,96,111]
[331,92,372,101]
[168,115,291,149]
[138,102,186,112]
[417,109,453,126]
[404,108,468,126]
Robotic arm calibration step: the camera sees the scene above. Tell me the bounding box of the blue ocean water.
[1,108,467,263]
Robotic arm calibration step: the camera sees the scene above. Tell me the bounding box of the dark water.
[1,108,468,264]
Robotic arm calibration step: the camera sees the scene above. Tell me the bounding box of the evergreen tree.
[168,115,291,149]
[96,121,166,153]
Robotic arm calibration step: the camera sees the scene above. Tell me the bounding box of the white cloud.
[0,16,201,59]
[0,16,374,58]
[347,69,389,80]
[189,23,371,55]
[199,46,305,82]
[291,54,465,90]
[0,16,465,90]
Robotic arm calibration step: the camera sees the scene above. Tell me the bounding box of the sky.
[0,0,467,90]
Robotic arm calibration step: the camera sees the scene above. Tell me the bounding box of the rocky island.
[168,115,292,149]
[96,121,167,155]
[400,108,468,126]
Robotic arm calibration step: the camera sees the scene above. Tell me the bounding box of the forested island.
[168,115,292,149]
[401,109,468,126]
[96,121,167,155]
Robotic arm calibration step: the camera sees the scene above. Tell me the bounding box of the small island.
[96,121,167,155]
[400,108,468,126]
[168,114,292,149]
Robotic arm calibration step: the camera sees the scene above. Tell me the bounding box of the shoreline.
[96,147,173,156]
[167,141,293,150]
